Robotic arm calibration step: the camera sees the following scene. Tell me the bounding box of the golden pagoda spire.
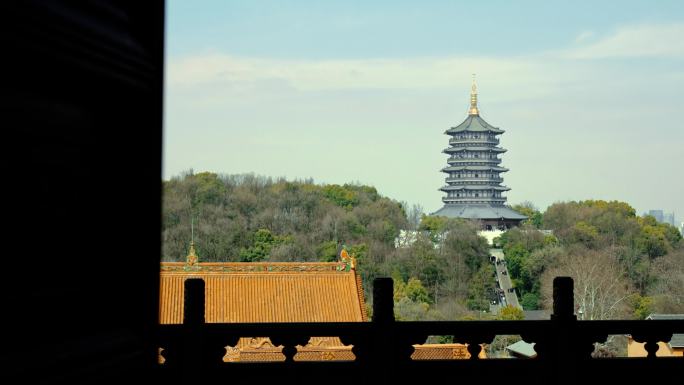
[186,241,198,266]
[186,216,198,265]
[468,74,479,116]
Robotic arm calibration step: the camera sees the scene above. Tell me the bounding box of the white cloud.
[574,30,594,43]
[167,22,684,99]
[163,22,684,217]
[563,23,684,59]
[167,54,543,91]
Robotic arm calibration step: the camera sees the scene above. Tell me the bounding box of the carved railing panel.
[157,277,684,385]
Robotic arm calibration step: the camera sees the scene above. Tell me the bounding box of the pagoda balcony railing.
[449,138,499,145]
[442,196,506,202]
[447,158,501,164]
[156,277,684,385]
[445,178,504,183]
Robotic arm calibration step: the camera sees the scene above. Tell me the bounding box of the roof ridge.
[160,261,354,273]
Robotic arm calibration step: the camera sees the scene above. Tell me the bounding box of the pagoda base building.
[433,204,526,230]
[432,78,525,230]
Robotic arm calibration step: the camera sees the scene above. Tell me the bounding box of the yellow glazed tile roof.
[159,261,367,324]
[158,253,483,362]
[158,258,365,362]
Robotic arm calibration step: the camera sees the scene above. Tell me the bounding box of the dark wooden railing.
[157,277,683,385]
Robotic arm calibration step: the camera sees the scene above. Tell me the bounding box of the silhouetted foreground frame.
[157,277,683,385]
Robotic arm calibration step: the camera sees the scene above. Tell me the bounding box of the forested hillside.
[163,171,494,320]
[503,201,684,318]
[163,172,684,322]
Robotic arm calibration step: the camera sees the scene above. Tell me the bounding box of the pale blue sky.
[164,0,684,223]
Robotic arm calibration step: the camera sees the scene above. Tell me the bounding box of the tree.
[504,243,529,278]
[394,297,431,321]
[568,221,600,249]
[441,219,491,273]
[394,276,432,304]
[636,223,670,258]
[418,215,449,242]
[647,249,684,313]
[393,275,440,321]
[406,203,424,231]
[497,305,524,320]
[512,201,543,228]
[521,293,540,310]
[321,184,359,209]
[631,294,654,320]
[163,173,683,322]
[316,240,338,262]
[466,264,496,311]
[239,229,292,262]
[541,249,635,320]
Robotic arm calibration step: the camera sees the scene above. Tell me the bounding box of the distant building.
[648,210,664,223]
[395,229,420,248]
[680,222,684,236]
[478,229,505,246]
[506,340,537,358]
[647,209,676,226]
[627,314,684,357]
[663,212,675,226]
[431,77,525,230]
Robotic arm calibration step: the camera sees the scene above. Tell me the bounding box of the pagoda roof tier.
[442,165,508,172]
[440,185,510,191]
[431,204,527,220]
[443,146,507,153]
[445,115,504,134]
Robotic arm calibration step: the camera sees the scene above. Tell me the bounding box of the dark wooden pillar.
[182,279,205,383]
[371,277,394,385]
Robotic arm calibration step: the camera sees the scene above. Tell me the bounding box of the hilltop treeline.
[163,171,494,320]
[504,201,683,319]
[163,172,408,264]
[163,172,683,322]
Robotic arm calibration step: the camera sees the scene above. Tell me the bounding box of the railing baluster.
[269,335,310,363]
[372,277,394,324]
[182,278,204,382]
[632,331,672,359]
[644,339,659,359]
[466,341,482,360]
[466,335,494,360]
[550,277,575,376]
[371,277,394,384]
[551,276,575,322]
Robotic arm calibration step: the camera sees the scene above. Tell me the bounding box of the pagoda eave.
[443,147,507,153]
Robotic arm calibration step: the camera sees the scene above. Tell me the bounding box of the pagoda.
[432,77,526,230]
